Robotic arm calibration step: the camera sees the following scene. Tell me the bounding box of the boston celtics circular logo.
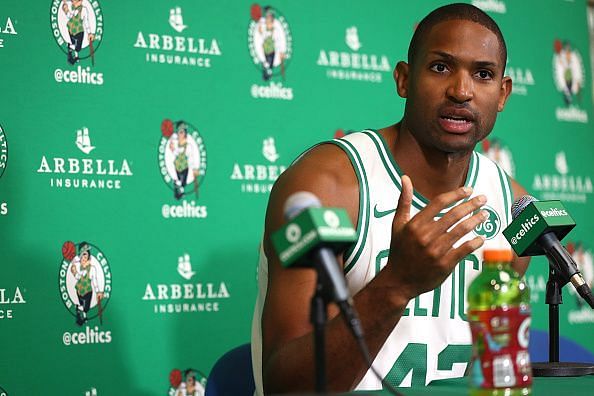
[59,241,112,326]
[50,0,104,65]
[248,4,292,81]
[473,206,501,240]
[168,368,207,396]
[159,119,207,200]
[0,125,7,179]
[552,39,585,106]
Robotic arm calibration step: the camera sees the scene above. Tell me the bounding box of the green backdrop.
[0,0,593,394]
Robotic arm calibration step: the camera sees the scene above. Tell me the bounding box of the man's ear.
[498,76,513,112]
[394,61,410,98]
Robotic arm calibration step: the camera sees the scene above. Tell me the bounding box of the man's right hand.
[387,174,488,302]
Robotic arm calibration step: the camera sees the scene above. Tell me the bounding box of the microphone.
[272,192,405,395]
[271,191,364,338]
[503,195,594,308]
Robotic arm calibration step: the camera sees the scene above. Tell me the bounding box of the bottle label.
[469,306,532,389]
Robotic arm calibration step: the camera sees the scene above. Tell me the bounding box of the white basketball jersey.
[251,130,513,394]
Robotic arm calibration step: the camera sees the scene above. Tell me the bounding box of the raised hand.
[388,175,488,300]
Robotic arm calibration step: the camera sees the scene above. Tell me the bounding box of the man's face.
[399,19,511,154]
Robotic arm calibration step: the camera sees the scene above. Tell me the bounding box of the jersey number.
[383,344,471,388]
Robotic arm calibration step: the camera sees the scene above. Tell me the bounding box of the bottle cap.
[483,249,513,262]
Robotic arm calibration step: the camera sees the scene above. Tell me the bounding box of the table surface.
[378,375,594,395]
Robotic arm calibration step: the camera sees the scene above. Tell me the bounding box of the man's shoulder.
[279,142,356,191]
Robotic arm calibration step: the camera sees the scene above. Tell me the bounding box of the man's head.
[409,3,507,73]
[395,3,512,154]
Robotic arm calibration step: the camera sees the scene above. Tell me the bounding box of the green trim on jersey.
[330,138,370,274]
[362,130,478,216]
[497,165,513,226]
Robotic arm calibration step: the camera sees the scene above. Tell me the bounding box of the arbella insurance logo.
[552,39,588,123]
[506,63,535,96]
[230,137,287,194]
[316,26,391,83]
[0,15,18,49]
[159,119,207,219]
[133,6,222,69]
[248,4,293,100]
[37,126,133,190]
[142,252,230,315]
[59,241,113,345]
[532,151,592,203]
[168,368,207,396]
[50,0,104,85]
[0,285,26,320]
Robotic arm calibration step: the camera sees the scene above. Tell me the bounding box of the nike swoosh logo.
[373,204,396,218]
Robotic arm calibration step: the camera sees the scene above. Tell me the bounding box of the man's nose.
[446,72,474,103]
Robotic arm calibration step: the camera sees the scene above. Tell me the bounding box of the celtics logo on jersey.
[59,241,112,326]
[473,206,501,240]
[248,4,292,81]
[159,119,207,200]
[168,368,207,396]
[50,0,103,65]
[0,125,7,179]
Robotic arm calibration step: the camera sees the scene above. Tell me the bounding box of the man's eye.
[431,63,447,73]
[477,70,493,79]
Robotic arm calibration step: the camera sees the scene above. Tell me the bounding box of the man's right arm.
[260,143,488,392]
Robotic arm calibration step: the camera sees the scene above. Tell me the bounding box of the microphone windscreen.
[283,191,322,220]
[511,195,538,219]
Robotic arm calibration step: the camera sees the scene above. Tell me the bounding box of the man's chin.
[434,138,479,155]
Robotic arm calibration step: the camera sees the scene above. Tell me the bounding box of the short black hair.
[408,3,507,69]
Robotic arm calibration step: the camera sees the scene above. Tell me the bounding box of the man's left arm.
[509,177,530,276]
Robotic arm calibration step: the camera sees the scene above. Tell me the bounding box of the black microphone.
[276,191,404,395]
[281,191,364,339]
[505,195,594,309]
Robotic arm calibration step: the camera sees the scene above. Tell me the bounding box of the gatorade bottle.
[468,249,532,396]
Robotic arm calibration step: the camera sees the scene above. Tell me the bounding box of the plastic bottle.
[468,249,532,395]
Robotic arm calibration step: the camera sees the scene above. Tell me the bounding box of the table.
[387,376,594,395]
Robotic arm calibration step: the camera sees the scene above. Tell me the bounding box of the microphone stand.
[310,264,331,392]
[532,263,594,376]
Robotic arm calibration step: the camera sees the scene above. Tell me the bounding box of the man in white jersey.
[252,3,530,393]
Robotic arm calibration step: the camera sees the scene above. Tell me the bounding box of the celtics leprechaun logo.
[59,241,111,326]
[248,4,292,81]
[50,0,104,65]
[168,368,207,396]
[158,119,207,200]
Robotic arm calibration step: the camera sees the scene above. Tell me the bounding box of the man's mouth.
[438,109,475,133]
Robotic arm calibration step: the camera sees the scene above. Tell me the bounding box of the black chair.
[205,343,255,396]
